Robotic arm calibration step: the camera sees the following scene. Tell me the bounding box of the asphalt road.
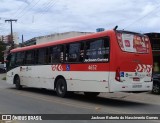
[0,73,160,123]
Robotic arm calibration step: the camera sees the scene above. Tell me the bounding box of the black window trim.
[83,36,110,63]
[8,36,110,67]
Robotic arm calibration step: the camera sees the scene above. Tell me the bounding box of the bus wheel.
[152,82,160,94]
[14,76,22,90]
[56,78,67,97]
[84,92,100,98]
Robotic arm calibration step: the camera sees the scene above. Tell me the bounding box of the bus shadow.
[10,87,149,107]
[68,93,148,107]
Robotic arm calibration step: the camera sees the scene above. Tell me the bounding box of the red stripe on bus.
[51,63,142,72]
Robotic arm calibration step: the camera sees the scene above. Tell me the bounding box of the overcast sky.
[0,0,160,42]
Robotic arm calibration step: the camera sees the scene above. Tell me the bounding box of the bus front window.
[6,53,16,71]
[6,54,11,71]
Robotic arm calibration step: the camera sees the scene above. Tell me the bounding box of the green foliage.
[2,77,6,80]
[0,41,6,63]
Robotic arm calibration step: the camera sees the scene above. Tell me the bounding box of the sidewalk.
[100,92,160,105]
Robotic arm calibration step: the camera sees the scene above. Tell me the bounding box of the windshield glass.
[117,32,149,54]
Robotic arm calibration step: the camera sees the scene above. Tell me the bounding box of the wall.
[36,31,93,44]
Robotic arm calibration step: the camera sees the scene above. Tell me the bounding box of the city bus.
[6,30,153,97]
[145,33,160,94]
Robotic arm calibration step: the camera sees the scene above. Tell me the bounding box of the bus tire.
[14,75,22,90]
[56,78,67,97]
[84,92,100,98]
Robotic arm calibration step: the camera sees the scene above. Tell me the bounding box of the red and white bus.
[6,30,153,97]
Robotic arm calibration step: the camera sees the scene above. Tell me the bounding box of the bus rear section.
[109,31,153,92]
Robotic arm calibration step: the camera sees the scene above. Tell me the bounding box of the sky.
[0,0,160,42]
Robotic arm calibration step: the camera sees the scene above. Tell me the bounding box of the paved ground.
[0,73,160,123]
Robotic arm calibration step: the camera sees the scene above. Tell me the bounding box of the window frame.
[15,51,25,66]
[83,37,110,63]
[9,53,17,69]
[64,41,85,63]
[8,36,110,66]
[48,45,64,64]
[35,48,48,65]
[25,50,35,65]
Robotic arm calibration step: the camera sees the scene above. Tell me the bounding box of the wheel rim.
[16,77,20,86]
[15,76,22,90]
[153,84,160,93]
[58,83,65,94]
[17,78,19,83]
[56,79,67,97]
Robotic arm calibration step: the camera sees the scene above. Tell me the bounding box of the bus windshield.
[117,32,149,54]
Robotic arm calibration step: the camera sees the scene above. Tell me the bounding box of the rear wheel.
[56,78,67,97]
[14,76,22,90]
[152,81,160,94]
[84,92,100,98]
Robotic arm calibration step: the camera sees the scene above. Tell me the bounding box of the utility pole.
[22,34,24,43]
[5,19,17,48]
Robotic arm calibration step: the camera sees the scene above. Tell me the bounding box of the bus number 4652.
[88,65,97,71]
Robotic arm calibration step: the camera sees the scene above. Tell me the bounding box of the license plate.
[132,85,142,88]
[133,77,140,81]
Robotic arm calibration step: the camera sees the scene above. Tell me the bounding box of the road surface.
[0,73,160,123]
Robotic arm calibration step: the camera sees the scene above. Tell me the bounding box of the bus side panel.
[107,32,118,92]
[19,65,55,89]
[66,72,109,92]
[7,66,55,89]
[6,64,110,93]
[6,67,21,84]
[53,63,110,92]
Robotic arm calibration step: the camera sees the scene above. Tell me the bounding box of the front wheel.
[14,76,22,90]
[56,78,67,97]
[152,82,160,94]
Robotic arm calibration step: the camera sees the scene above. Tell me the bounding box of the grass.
[2,77,6,80]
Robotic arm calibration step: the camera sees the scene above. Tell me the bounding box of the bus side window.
[48,48,52,64]
[15,52,25,66]
[6,54,11,71]
[85,37,110,62]
[37,48,47,64]
[25,50,35,65]
[80,42,84,62]
[66,42,83,63]
[9,53,16,69]
[49,45,63,63]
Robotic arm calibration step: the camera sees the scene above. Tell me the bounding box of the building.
[21,37,36,46]
[12,32,19,45]
[36,31,94,44]
[1,32,19,65]
[0,32,19,45]
[23,31,94,46]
